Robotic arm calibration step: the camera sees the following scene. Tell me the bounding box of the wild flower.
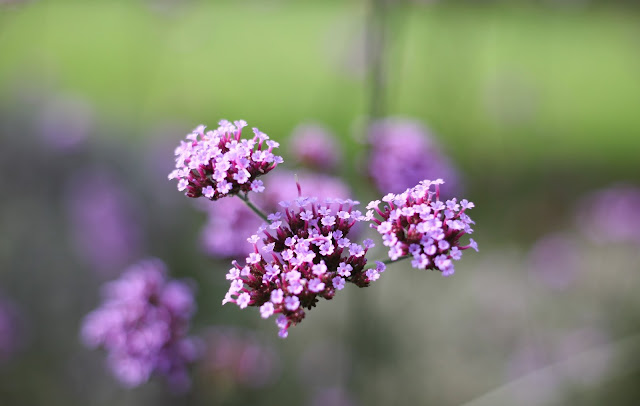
[168,120,283,200]
[222,196,384,338]
[367,179,477,276]
[81,259,199,390]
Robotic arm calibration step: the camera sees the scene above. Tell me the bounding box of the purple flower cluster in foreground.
[289,123,341,171]
[201,171,352,259]
[168,120,283,200]
[223,197,384,338]
[81,259,199,390]
[367,118,460,196]
[576,185,640,245]
[368,179,477,275]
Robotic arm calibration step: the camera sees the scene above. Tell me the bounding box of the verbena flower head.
[200,171,352,259]
[367,118,460,197]
[368,179,477,276]
[222,195,380,338]
[81,259,199,391]
[289,123,341,171]
[168,120,283,200]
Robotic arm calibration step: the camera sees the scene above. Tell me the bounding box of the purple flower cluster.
[81,259,199,390]
[367,118,460,196]
[200,171,352,259]
[368,179,477,276]
[168,120,283,200]
[576,185,640,245]
[289,123,341,171]
[222,197,385,338]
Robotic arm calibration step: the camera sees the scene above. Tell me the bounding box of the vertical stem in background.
[350,0,387,404]
[367,0,387,122]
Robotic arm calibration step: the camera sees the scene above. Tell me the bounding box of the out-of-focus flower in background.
[366,118,461,197]
[527,233,580,290]
[36,93,94,153]
[289,123,341,172]
[576,185,640,246]
[80,259,199,391]
[65,170,145,276]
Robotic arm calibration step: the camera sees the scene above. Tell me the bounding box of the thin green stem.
[381,255,410,265]
[364,255,410,269]
[237,193,270,223]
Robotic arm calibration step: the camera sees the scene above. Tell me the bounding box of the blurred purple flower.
[367,118,460,197]
[36,93,94,152]
[289,123,341,171]
[0,295,23,363]
[527,233,580,290]
[576,185,640,245]
[65,170,144,275]
[200,327,280,389]
[81,259,199,391]
[200,170,352,259]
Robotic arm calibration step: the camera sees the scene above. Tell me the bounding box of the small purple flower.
[80,259,199,391]
[260,302,275,319]
[308,279,326,293]
[237,292,251,309]
[332,276,345,290]
[365,268,380,282]
[368,179,477,275]
[284,296,300,311]
[289,123,341,171]
[169,120,283,200]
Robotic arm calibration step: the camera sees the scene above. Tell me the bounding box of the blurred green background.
[1,0,640,405]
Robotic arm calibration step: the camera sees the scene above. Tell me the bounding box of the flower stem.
[363,255,410,270]
[237,193,270,223]
[381,255,410,265]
